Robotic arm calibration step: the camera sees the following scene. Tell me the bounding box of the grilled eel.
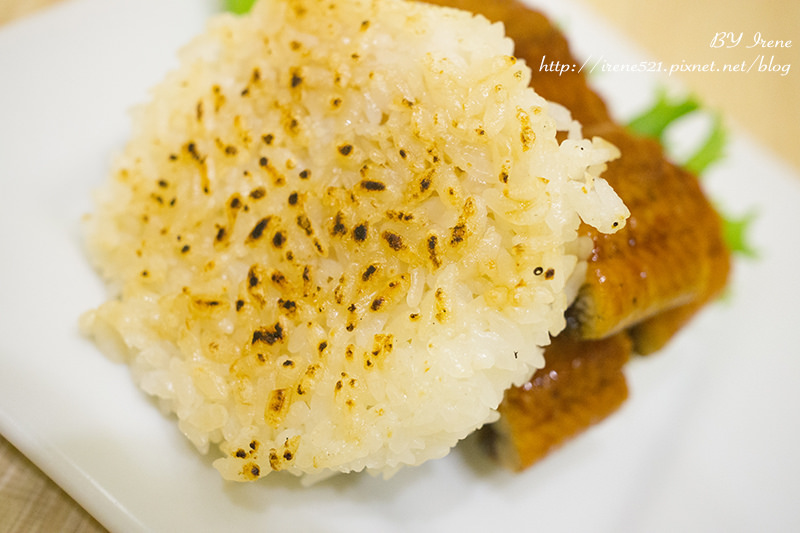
[427,0,732,470]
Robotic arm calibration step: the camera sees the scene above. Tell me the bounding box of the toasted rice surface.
[82,0,627,481]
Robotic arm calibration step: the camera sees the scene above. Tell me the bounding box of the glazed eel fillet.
[428,0,732,470]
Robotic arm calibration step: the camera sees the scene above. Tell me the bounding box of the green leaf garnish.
[627,88,700,141]
[627,87,757,260]
[721,209,759,258]
[224,0,257,14]
[683,113,727,175]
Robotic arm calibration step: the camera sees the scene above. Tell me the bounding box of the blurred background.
[582,0,799,173]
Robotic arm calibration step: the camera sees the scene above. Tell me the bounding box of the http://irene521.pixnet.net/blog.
[539,31,791,77]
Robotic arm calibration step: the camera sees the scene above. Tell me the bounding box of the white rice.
[81,0,628,481]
